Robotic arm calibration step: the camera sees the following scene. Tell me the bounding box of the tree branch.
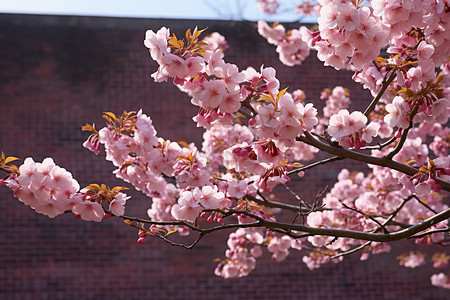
[331,241,372,259]
[257,207,450,242]
[245,193,310,213]
[408,227,450,239]
[363,71,397,118]
[359,135,397,151]
[287,156,344,175]
[340,202,389,234]
[298,132,450,192]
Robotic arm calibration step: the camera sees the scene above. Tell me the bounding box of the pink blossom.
[257,20,285,45]
[298,102,318,131]
[171,190,203,222]
[73,201,105,222]
[384,96,412,128]
[295,1,321,16]
[191,79,227,110]
[361,122,380,144]
[255,165,290,193]
[109,192,130,216]
[204,50,226,77]
[202,32,228,52]
[328,109,352,139]
[397,251,426,268]
[432,253,450,269]
[223,143,266,175]
[267,235,292,261]
[198,185,225,209]
[431,273,450,289]
[144,27,170,62]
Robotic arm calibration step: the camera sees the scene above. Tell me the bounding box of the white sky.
[0,0,316,22]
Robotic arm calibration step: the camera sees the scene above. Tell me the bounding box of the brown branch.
[329,197,414,259]
[245,193,308,213]
[287,156,344,175]
[237,108,253,119]
[340,202,389,234]
[298,132,450,192]
[380,196,411,228]
[283,185,309,224]
[119,202,449,249]
[408,227,450,239]
[282,185,312,210]
[241,94,258,116]
[331,241,372,259]
[359,135,397,151]
[245,207,450,242]
[363,71,397,118]
[412,194,438,214]
[153,232,204,249]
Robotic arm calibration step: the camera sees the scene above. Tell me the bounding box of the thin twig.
[380,196,411,228]
[331,241,371,259]
[408,227,450,239]
[247,192,312,213]
[411,194,438,214]
[363,71,397,118]
[341,202,389,234]
[287,156,344,175]
[359,136,397,151]
[283,185,312,209]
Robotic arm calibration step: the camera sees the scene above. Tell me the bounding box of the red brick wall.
[0,14,448,299]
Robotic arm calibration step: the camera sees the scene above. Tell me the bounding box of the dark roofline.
[0,13,314,30]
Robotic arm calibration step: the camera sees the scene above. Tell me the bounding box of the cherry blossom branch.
[330,241,371,259]
[363,71,397,118]
[257,207,450,242]
[118,201,449,251]
[283,185,310,224]
[329,196,415,259]
[359,135,397,151]
[408,227,450,239]
[287,155,344,175]
[380,196,411,228]
[120,213,264,235]
[311,131,330,143]
[175,205,449,243]
[153,232,204,249]
[246,193,308,212]
[120,214,200,231]
[412,195,438,214]
[340,202,389,234]
[298,132,450,192]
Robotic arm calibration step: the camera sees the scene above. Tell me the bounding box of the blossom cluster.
[257,20,311,66]
[327,109,380,149]
[250,89,319,148]
[4,157,129,222]
[301,0,389,70]
[144,27,245,128]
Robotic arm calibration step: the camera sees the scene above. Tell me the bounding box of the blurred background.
[0,1,448,299]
